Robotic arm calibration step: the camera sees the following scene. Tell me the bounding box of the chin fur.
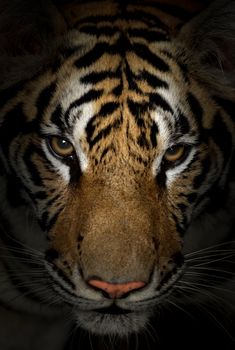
[75,310,151,336]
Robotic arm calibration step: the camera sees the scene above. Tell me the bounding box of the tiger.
[0,0,234,349]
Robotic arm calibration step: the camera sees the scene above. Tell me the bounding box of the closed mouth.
[94,304,131,315]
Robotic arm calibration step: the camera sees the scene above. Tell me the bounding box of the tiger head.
[0,0,234,336]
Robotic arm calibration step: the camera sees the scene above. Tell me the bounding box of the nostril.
[87,279,146,299]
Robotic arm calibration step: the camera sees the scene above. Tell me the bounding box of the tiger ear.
[0,0,67,88]
[176,0,235,92]
[0,0,67,55]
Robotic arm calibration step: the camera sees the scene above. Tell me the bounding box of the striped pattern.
[0,0,234,340]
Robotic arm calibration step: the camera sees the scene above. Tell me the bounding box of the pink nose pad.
[88,279,146,298]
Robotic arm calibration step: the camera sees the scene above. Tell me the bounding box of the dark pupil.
[167,146,179,155]
[58,139,70,149]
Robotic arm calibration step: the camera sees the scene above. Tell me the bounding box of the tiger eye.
[48,136,74,158]
[164,145,186,163]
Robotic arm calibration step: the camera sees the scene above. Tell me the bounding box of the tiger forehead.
[61,1,184,31]
[24,2,201,176]
[81,98,159,170]
[51,15,190,175]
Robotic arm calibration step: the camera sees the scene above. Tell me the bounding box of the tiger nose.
[88,279,146,299]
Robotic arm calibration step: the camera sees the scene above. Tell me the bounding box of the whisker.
[183,271,234,282]
[174,284,235,341]
[0,255,44,266]
[186,251,235,261]
[165,296,194,320]
[175,283,232,310]
[187,266,235,275]
[185,241,235,257]
[179,280,235,295]
[186,254,235,264]
[187,254,235,267]
[143,319,159,346]
[0,223,44,258]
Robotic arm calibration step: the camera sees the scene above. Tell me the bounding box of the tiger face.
[0,0,234,337]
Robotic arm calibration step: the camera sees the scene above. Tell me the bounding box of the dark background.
[65,305,235,349]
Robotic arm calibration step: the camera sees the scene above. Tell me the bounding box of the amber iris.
[48,136,74,158]
[164,145,186,163]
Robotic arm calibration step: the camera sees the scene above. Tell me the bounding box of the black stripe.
[124,60,141,93]
[22,145,43,187]
[172,213,185,236]
[46,194,62,207]
[137,133,150,149]
[99,146,114,162]
[74,15,119,28]
[36,81,57,119]
[52,46,82,72]
[176,110,190,134]
[80,69,120,84]
[124,10,168,30]
[140,69,168,89]
[79,24,119,37]
[51,104,63,128]
[76,38,170,74]
[127,99,147,127]
[49,275,78,300]
[52,265,75,290]
[64,89,103,122]
[187,92,203,123]
[150,122,159,148]
[86,119,96,145]
[69,160,82,184]
[132,43,169,72]
[129,151,148,166]
[128,28,169,43]
[178,61,189,83]
[88,119,121,148]
[60,46,82,59]
[112,83,123,96]
[177,202,187,221]
[40,207,63,232]
[74,9,169,30]
[74,42,115,69]
[149,93,173,113]
[193,157,211,190]
[98,102,119,117]
[156,169,166,187]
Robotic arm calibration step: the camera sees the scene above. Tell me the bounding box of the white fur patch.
[72,102,95,172]
[151,109,171,176]
[151,103,198,184]
[42,141,70,184]
[57,78,94,173]
[40,76,95,178]
[166,147,196,186]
